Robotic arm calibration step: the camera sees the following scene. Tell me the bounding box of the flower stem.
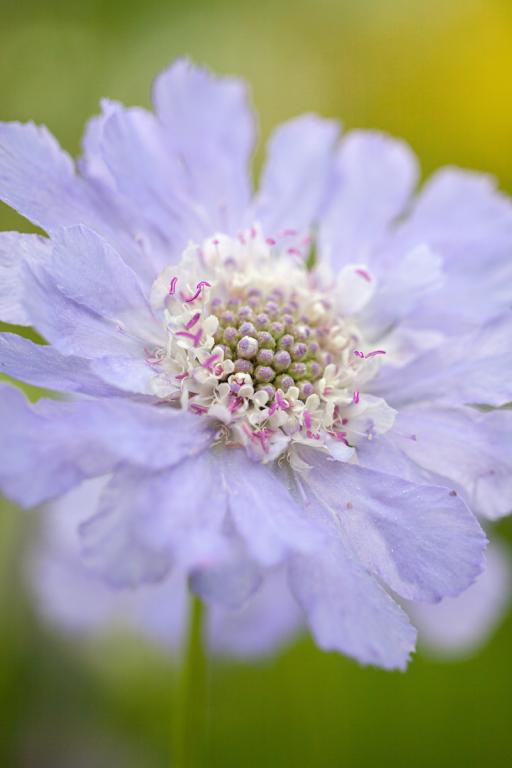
[173,592,206,768]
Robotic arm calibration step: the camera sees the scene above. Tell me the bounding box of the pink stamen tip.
[287,247,302,257]
[190,403,208,414]
[181,280,212,304]
[185,312,201,330]
[353,350,365,358]
[202,353,220,370]
[353,391,360,404]
[168,276,178,295]
[355,268,372,282]
[250,226,257,239]
[279,229,297,238]
[266,237,276,246]
[212,239,220,246]
[304,410,312,430]
[276,391,289,410]
[175,328,203,347]
[366,349,386,358]
[175,372,188,381]
[228,396,244,413]
[238,232,246,244]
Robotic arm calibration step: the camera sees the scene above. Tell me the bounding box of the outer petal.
[23,225,163,358]
[319,131,418,270]
[289,525,416,670]
[81,102,202,267]
[223,449,324,566]
[0,232,50,324]
[153,58,255,232]
[0,121,153,284]
[393,405,512,520]
[373,311,512,408]
[0,333,125,396]
[208,567,303,658]
[409,542,512,656]
[300,448,486,602]
[80,454,230,588]
[0,385,212,507]
[252,115,339,236]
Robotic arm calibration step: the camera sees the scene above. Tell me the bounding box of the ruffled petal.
[252,115,339,236]
[222,449,324,566]
[373,311,512,408]
[319,131,418,270]
[0,385,212,507]
[300,448,486,602]
[409,542,512,657]
[208,567,303,658]
[153,58,255,232]
[0,333,125,396]
[393,405,512,520]
[80,101,201,268]
[81,454,230,588]
[289,525,416,670]
[0,232,50,324]
[24,225,163,358]
[0,121,153,284]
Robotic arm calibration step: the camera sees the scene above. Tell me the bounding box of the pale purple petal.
[153,58,255,232]
[409,542,512,657]
[252,115,339,236]
[24,225,163,358]
[0,121,154,284]
[80,452,231,587]
[300,448,486,602]
[223,449,324,566]
[394,405,512,520]
[0,332,125,396]
[289,526,416,670]
[208,567,303,658]
[0,385,212,506]
[373,312,512,408]
[0,232,50,324]
[319,131,418,270]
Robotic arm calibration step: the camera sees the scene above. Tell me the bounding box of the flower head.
[1,59,511,670]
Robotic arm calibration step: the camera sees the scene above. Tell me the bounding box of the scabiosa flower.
[0,59,510,670]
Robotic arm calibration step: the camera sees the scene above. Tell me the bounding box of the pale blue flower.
[1,59,510,670]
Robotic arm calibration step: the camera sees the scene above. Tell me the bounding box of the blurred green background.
[1,0,512,765]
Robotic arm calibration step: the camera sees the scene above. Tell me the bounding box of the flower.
[1,58,510,670]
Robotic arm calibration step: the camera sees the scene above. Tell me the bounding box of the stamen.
[168,276,178,295]
[180,281,212,303]
[185,312,201,329]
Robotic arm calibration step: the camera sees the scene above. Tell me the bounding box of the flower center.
[148,229,393,461]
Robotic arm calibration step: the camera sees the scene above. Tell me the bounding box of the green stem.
[173,593,206,768]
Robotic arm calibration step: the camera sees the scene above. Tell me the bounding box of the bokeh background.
[1,0,512,765]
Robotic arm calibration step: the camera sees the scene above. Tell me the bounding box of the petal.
[0,332,124,396]
[0,385,212,507]
[0,232,50,325]
[394,405,512,520]
[300,448,486,602]
[398,168,512,247]
[208,567,303,658]
[24,225,163,358]
[360,244,443,337]
[289,526,416,670]
[153,58,255,232]
[319,131,418,270]
[81,454,230,588]
[409,542,512,656]
[373,311,512,408]
[0,121,153,284]
[223,450,324,566]
[252,115,339,236]
[82,102,201,266]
